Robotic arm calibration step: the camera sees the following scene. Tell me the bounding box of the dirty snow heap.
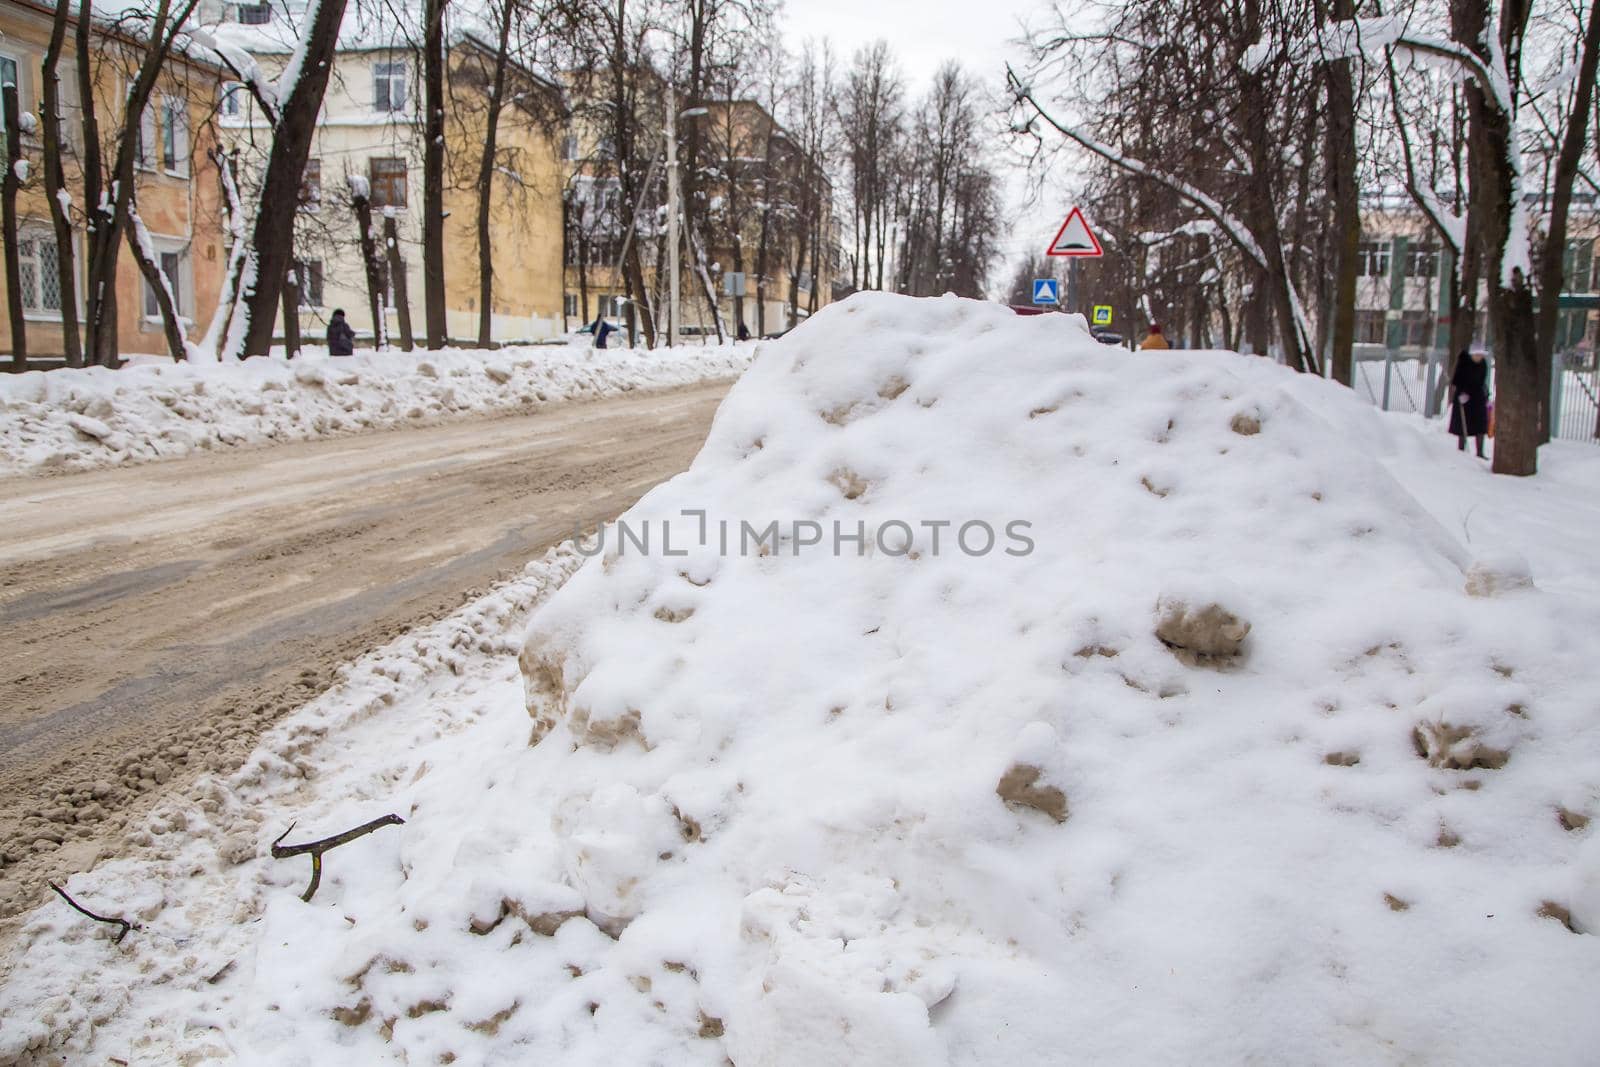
[19,293,1598,1064]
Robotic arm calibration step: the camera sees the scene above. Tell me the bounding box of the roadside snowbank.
[3,294,1598,1064]
[0,342,751,475]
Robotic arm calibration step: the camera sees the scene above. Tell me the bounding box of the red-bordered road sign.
[1046,207,1104,257]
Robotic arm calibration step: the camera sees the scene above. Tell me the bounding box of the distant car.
[1090,327,1125,346]
[574,319,623,336]
[1010,305,1048,316]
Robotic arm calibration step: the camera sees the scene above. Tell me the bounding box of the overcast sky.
[779,0,1078,295]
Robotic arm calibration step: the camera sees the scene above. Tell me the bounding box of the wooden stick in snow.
[271,814,405,902]
[48,881,135,944]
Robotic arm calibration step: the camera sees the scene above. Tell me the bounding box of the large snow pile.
[0,342,749,475]
[3,293,1598,1064]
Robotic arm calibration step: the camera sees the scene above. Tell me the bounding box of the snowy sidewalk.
[0,342,752,475]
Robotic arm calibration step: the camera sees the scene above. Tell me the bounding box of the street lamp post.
[665,89,709,348]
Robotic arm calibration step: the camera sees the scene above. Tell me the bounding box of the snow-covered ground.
[3,294,1599,1064]
[0,342,751,475]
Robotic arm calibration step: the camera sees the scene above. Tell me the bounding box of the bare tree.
[205,0,352,359]
[422,0,449,348]
[1012,1,1329,374]
[41,4,82,368]
[2,83,25,369]
[1532,0,1600,441]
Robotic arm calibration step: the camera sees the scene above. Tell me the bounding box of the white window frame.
[220,81,244,119]
[140,236,193,324]
[135,100,156,171]
[161,95,190,177]
[17,223,72,321]
[2,51,26,157]
[373,60,407,114]
[294,258,325,309]
[0,51,23,105]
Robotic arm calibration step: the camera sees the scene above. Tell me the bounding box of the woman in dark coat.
[326,309,356,356]
[1448,348,1490,458]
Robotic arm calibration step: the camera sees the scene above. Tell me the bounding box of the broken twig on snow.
[271,814,405,902]
[48,881,135,944]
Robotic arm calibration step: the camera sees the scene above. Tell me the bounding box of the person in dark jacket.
[1448,348,1490,457]
[591,316,616,349]
[327,309,356,356]
[737,321,751,341]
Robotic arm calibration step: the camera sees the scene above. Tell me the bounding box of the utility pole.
[667,87,680,348]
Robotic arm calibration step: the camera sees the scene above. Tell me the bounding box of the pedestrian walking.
[591,315,616,350]
[1139,323,1170,350]
[327,308,356,356]
[737,321,751,342]
[1448,347,1490,458]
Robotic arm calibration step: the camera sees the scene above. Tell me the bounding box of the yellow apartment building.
[0,0,227,362]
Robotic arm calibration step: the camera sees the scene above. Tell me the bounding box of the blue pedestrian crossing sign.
[1032,279,1060,305]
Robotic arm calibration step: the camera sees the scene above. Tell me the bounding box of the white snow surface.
[3,293,1600,1065]
[0,343,751,475]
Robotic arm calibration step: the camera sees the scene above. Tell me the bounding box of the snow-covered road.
[0,380,731,925]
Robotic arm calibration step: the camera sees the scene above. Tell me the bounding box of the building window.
[144,247,188,318]
[1399,309,1431,347]
[1354,309,1386,345]
[1405,242,1438,278]
[1357,240,1390,278]
[220,81,244,118]
[563,293,578,318]
[373,61,407,113]
[369,157,407,208]
[598,295,623,319]
[300,158,321,210]
[18,229,63,315]
[235,2,272,24]
[560,134,578,161]
[136,103,156,170]
[294,259,324,308]
[161,96,189,175]
[0,55,18,157]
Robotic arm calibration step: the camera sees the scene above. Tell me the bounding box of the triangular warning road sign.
[1046,207,1103,257]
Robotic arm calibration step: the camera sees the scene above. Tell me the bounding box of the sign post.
[1045,207,1104,316]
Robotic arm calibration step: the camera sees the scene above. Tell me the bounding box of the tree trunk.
[475,0,514,349]
[383,212,415,351]
[2,84,26,369]
[422,0,449,349]
[42,4,82,368]
[1533,0,1600,443]
[234,0,349,359]
[74,0,109,365]
[124,205,188,361]
[353,191,388,349]
[1246,272,1272,357]
[280,263,300,358]
[1455,0,1538,474]
[623,238,655,348]
[1323,0,1359,385]
[576,207,591,326]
